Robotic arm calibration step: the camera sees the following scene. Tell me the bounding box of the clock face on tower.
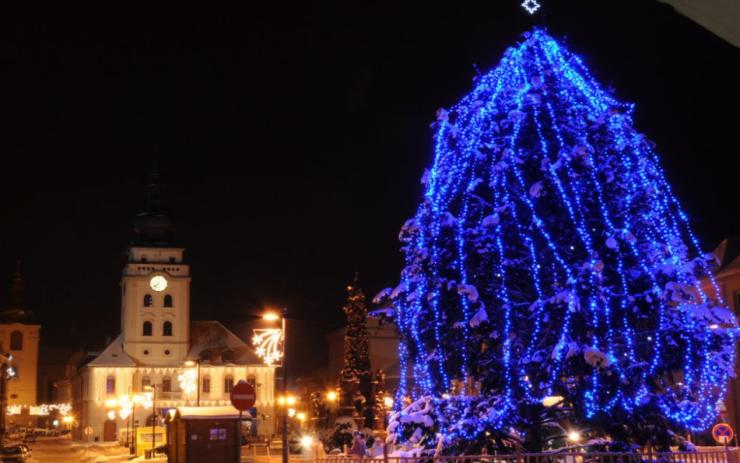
[149,275,168,292]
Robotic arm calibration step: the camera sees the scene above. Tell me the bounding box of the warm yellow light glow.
[178,367,198,396]
[107,411,116,421]
[710,324,719,330]
[286,395,297,406]
[252,328,284,365]
[325,390,338,402]
[105,398,119,408]
[300,435,314,448]
[184,360,196,367]
[277,396,286,406]
[441,393,451,399]
[296,412,307,422]
[383,396,394,409]
[287,408,296,418]
[263,312,280,322]
[567,431,581,443]
[542,395,564,407]
[168,409,177,419]
[62,416,74,424]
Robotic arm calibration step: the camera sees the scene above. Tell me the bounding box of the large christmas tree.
[380,29,736,453]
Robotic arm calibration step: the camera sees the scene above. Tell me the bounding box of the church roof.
[187,320,263,365]
[87,334,138,367]
[87,321,263,368]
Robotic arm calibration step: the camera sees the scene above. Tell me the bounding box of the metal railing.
[309,448,740,463]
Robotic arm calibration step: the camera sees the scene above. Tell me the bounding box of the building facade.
[73,173,276,441]
[711,238,740,435]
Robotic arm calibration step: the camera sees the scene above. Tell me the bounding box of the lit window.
[142,376,151,389]
[10,331,23,351]
[144,294,153,307]
[143,321,153,336]
[163,321,173,336]
[209,428,227,441]
[106,376,116,395]
[224,376,234,393]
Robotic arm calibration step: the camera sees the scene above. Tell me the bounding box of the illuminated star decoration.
[521,0,541,14]
[252,328,284,366]
[178,368,197,396]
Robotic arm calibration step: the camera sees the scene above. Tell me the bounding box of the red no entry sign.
[712,423,734,444]
[230,380,256,411]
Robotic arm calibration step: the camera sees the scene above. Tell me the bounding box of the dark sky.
[0,1,738,376]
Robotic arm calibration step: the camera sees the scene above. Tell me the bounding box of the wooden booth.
[167,406,248,463]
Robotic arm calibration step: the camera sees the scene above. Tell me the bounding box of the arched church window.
[143,321,153,336]
[144,294,153,307]
[10,331,23,351]
[164,294,173,307]
[163,321,173,336]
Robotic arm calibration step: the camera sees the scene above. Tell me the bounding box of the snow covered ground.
[24,437,165,463]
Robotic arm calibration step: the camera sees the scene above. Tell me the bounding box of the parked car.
[0,445,30,462]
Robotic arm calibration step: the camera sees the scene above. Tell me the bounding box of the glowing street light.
[325,390,338,402]
[567,430,582,443]
[263,312,280,322]
[300,435,314,448]
[383,396,394,409]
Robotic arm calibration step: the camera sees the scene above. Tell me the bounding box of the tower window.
[106,376,116,395]
[163,321,173,336]
[143,321,153,336]
[202,376,211,393]
[224,376,234,393]
[144,294,153,307]
[163,377,171,392]
[10,331,23,351]
[169,257,176,263]
[164,294,173,307]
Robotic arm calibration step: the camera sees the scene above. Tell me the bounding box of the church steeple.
[9,260,24,311]
[1,260,32,323]
[132,165,177,246]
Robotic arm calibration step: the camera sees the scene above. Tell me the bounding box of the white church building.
[72,172,276,441]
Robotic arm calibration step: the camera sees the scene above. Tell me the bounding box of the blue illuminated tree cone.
[379,28,735,452]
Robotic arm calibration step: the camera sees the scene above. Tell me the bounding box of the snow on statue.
[377,29,735,454]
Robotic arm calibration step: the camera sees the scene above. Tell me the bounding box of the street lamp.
[144,385,158,455]
[260,308,288,463]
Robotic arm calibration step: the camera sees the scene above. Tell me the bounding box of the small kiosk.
[167,406,248,463]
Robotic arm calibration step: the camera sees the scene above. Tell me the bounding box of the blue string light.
[390,28,736,436]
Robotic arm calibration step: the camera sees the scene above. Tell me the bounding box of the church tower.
[120,170,191,366]
[0,261,41,406]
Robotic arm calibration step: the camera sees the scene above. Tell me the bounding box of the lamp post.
[145,385,158,455]
[262,309,288,463]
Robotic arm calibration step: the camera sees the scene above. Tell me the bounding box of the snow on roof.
[87,335,137,367]
[177,406,250,420]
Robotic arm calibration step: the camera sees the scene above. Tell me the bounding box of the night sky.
[0,1,738,376]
